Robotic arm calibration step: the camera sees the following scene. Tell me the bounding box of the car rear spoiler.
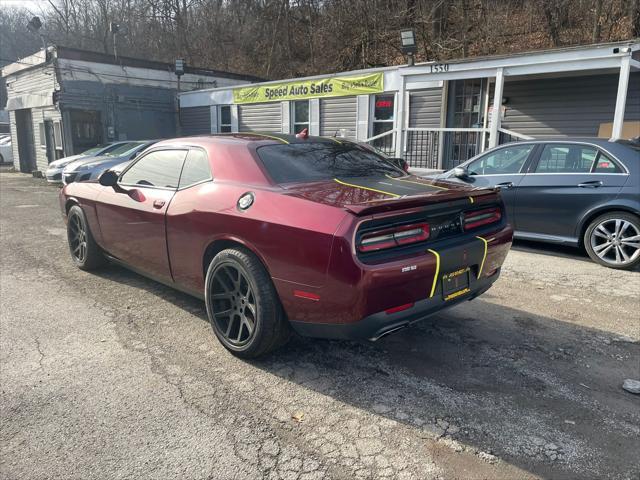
[342,189,500,216]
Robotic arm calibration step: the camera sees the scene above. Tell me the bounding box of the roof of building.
[411,40,639,68]
[1,45,264,82]
[180,39,639,98]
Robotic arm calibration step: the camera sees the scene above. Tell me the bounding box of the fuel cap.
[237,192,255,211]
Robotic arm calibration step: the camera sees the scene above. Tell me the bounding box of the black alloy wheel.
[66,205,105,270]
[205,248,290,358]
[68,210,88,264]
[209,263,258,347]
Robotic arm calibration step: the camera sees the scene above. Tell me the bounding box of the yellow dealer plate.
[442,267,471,301]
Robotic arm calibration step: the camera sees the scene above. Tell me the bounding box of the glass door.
[444,79,486,169]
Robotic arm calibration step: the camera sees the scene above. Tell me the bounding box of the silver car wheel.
[590,218,640,266]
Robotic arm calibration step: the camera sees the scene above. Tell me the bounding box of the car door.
[165,148,215,293]
[514,143,628,242]
[451,143,537,222]
[96,148,188,282]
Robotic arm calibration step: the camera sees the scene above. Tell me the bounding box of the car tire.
[205,248,290,358]
[584,211,640,270]
[66,205,106,270]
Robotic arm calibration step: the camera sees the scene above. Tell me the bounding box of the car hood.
[48,154,85,168]
[64,155,126,171]
[281,174,493,215]
[79,155,128,169]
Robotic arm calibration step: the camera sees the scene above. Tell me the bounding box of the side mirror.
[388,157,409,172]
[453,166,469,179]
[99,169,119,187]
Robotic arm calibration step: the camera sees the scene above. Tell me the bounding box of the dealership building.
[2,46,258,174]
[179,41,640,170]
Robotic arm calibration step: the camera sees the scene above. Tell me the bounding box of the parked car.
[436,138,640,269]
[46,142,136,184]
[0,137,12,164]
[62,141,156,184]
[59,133,513,358]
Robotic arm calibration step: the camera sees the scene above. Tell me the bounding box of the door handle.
[153,199,166,209]
[495,182,514,189]
[578,181,603,188]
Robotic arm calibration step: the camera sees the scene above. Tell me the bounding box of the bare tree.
[0,0,636,81]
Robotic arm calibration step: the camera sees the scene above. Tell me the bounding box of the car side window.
[593,152,623,173]
[179,149,212,189]
[120,149,187,189]
[466,144,533,175]
[535,144,597,173]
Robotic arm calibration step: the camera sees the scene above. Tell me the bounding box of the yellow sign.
[233,73,384,104]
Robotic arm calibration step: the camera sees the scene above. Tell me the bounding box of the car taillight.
[463,207,502,230]
[358,223,429,252]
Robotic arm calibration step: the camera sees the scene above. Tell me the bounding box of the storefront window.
[372,94,395,151]
[291,100,309,134]
[219,105,232,133]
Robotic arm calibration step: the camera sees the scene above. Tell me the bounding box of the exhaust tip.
[368,323,408,342]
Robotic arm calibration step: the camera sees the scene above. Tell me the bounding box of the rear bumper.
[290,267,500,340]
[278,220,512,339]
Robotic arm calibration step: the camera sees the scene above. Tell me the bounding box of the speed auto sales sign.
[232,73,384,104]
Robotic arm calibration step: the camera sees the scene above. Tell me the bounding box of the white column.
[488,68,504,149]
[309,98,320,136]
[281,101,291,134]
[210,106,218,133]
[394,75,406,158]
[355,95,369,141]
[231,105,239,133]
[437,81,448,169]
[611,55,631,141]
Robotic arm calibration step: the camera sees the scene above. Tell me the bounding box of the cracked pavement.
[1,170,639,479]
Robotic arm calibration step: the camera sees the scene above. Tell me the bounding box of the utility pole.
[175,59,185,136]
[110,22,120,60]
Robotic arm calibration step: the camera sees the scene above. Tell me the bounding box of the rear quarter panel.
[165,181,350,294]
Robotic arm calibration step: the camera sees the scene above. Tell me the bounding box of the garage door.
[180,106,211,135]
[238,103,282,133]
[320,97,357,139]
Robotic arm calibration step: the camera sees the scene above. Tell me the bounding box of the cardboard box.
[598,121,640,139]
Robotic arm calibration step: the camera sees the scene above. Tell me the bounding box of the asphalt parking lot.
[1,170,639,480]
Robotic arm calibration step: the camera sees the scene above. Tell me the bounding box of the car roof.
[475,137,637,162]
[156,132,353,148]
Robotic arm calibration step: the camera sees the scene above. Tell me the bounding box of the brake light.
[385,302,414,314]
[463,207,502,230]
[358,223,429,252]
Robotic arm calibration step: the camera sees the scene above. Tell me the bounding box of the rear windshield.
[103,142,145,157]
[616,140,640,153]
[257,143,403,184]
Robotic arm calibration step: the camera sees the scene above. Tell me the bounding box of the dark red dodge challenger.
[60,133,513,357]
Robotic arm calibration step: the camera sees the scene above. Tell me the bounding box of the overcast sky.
[0,0,51,13]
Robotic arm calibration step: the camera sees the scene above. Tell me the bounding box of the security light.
[400,29,417,66]
[175,59,185,77]
[400,29,417,54]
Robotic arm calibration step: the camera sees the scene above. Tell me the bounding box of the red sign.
[375,100,393,108]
